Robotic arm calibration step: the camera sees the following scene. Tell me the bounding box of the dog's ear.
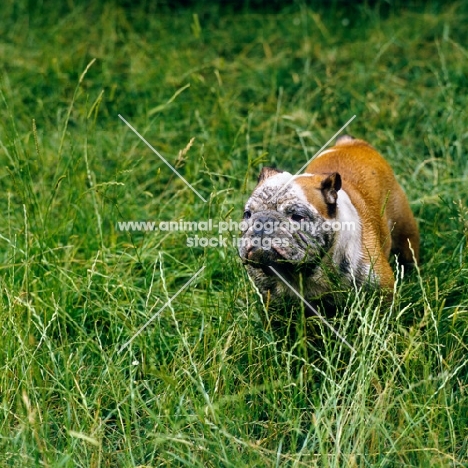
[320,173,341,206]
[257,167,284,184]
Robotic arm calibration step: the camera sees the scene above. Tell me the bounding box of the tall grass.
[0,1,467,466]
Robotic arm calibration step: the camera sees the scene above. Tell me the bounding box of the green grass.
[1,1,467,466]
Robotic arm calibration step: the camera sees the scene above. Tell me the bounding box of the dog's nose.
[252,216,274,236]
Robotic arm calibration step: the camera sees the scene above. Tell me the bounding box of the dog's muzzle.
[239,213,290,265]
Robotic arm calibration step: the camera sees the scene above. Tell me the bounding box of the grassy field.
[1,0,467,466]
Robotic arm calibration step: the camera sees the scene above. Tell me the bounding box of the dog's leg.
[389,187,420,265]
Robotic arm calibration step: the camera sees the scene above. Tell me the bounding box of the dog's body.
[238,136,419,307]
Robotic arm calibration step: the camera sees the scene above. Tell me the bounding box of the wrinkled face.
[238,168,341,272]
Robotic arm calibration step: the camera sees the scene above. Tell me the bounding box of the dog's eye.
[291,214,304,222]
[243,210,252,220]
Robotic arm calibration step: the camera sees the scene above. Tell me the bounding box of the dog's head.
[238,167,342,275]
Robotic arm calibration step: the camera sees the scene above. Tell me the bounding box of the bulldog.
[238,136,420,309]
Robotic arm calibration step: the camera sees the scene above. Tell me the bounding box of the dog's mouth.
[243,243,323,277]
[245,244,282,264]
[243,246,290,278]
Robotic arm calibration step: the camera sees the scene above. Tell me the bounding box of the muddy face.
[238,171,335,275]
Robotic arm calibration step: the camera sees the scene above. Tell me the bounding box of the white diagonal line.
[118,114,207,202]
[118,265,206,353]
[277,115,356,194]
[268,266,356,354]
[295,114,356,175]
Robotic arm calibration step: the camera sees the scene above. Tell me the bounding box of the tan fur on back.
[301,139,419,289]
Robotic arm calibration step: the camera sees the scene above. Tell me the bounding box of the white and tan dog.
[238,136,419,308]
